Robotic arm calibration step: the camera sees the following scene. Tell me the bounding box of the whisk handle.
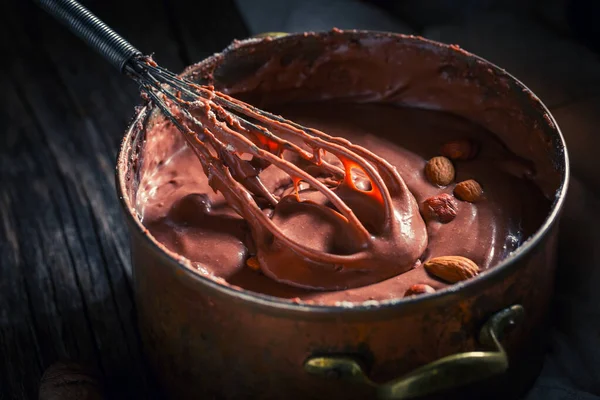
[34,0,141,72]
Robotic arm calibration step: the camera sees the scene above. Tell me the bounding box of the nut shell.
[424,256,480,283]
[246,257,260,271]
[454,179,484,202]
[425,156,455,186]
[440,139,478,160]
[39,361,105,400]
[404,284,436,297]
[421,194,458,223]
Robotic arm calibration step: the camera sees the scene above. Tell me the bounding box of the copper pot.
[116,31,569,399]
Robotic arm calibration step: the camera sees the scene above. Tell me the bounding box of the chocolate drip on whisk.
[35,0,427,290]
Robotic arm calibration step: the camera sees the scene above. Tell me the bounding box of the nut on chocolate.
[454,179,484,202]
[424,256,480,283]
[425,156,455,186]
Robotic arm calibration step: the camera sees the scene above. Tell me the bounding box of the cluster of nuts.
[422,139,483,223]
[406,139,484,297]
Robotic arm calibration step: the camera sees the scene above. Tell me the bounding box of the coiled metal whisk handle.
[34,0,141,72]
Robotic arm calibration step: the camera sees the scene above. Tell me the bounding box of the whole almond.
[246,257,260,271]
[425,156,455,186]
[404,284,436,297]
[421,193,458,223]
[454,179,483,202]
[440,139,478,160]
[424,256,479,283]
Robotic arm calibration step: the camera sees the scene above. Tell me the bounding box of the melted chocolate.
[138,103,549,304]
[161,86,428,291]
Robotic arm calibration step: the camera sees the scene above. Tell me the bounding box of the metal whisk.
[36,0,426,289]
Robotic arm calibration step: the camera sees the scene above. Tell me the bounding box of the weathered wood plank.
[0,0,248,398]
[0,189,45,400]
[1,0,187,398]
[1,73,107,399]
[0,0,175,395]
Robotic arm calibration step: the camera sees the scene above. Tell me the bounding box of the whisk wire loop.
[125,57,383,244]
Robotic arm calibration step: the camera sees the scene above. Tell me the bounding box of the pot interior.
[118,30,568,306]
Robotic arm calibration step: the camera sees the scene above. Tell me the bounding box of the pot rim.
[116,30,570,315]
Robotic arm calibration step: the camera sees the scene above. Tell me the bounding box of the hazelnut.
[454,180,484,202]
[425,156,455,186]
[440,139,478,160]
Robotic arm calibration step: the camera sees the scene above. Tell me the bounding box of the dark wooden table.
[0,1,248,398]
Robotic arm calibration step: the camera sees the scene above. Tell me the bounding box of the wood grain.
[0,1,247,398]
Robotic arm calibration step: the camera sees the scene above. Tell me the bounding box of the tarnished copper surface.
[129,225,558,399]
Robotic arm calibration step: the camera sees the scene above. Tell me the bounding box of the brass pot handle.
[304,304,524,399]
[250,32,289,39]
[251,32,289,39]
